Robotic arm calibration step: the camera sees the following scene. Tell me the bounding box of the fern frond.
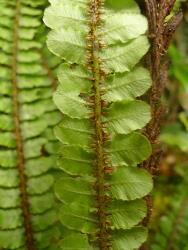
[151,181,188,250]
[44,0,153,249]
[0,0,61,249]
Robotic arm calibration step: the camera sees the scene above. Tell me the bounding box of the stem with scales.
[140,1,183,249]
[87,0,111,248]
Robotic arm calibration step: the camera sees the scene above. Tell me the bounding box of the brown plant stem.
[140,1,183,249]
[143,0,183,170]
[12,1,36,249]
[87,0,111,249]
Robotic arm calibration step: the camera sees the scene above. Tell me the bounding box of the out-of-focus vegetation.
[149,2,188,249]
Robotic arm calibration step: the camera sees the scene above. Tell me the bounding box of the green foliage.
[150,11,188,249]
[151,171,188,250]
[169,45,188,92]
[44,0,153,249]
[160,121,188,152]
[0,0,61,249]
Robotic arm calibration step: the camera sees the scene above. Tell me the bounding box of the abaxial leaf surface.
[44,0,152,249]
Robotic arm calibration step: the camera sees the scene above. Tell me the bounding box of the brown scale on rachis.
[86,0,112,249]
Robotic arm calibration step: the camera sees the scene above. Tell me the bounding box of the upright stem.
[143,1,183,173]
[12,1,35,249]
[140,1,182,249]
[87,0,111,249]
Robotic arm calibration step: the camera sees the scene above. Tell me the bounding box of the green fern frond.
[44,0,153,249]
[151,180,188,250]
[0,0,61,249]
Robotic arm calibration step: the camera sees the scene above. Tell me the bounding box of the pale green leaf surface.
[112,227,148,250]
[32,210,56,231]
[53,86,89,118]
[57,63,92,93]
[18,75,51,89]
[47,28,86,64]
[44,2,87,30]
[25,157,54,177]
[0,132,16,148]
[104,67,152,102]
[107,133,152,166]
[103,13,148,44]
[105,100,151,134]
[110,200,147,230]
[55,177,94,208]
[0,114,13,131]
[0,150,17,168]
[0,208,23,230]
[59,203,97,234]
[18,51,41,64]
[0,97,12,114]
[108,167,153,200]
[21,6,42,16]
[30,193,55,214]
[18,40,42,50]
[0,169,19,188]
[57,146,93,176]
[101,36,150,73]
[0,81,11,96]
[27,174,54,195]
[24,137,47,159]
[0,189,20,208]
[17,63,47,75]
[20,99,56,121]
[34,226,60,249]
[19,16,41,27]
[0,228,25,249]
[59,233,92,250]
[55,116,93,148]
[21,119,47,139]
